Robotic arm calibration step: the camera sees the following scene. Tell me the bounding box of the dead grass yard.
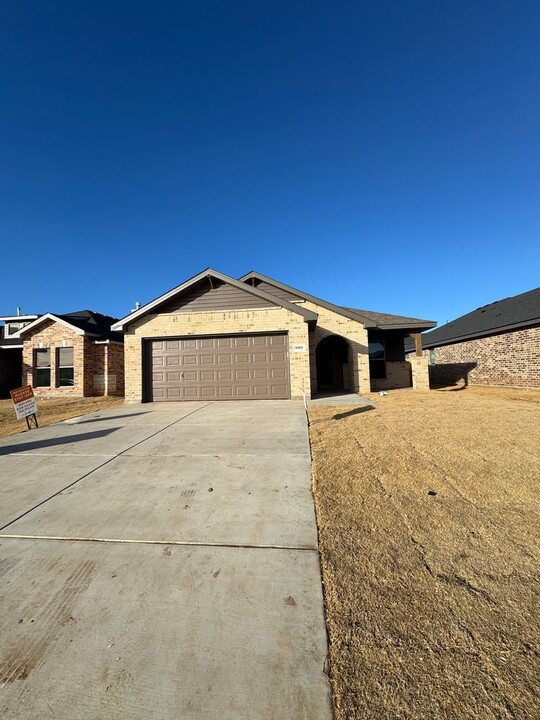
[309,387,540,720]
[0,396,124,439]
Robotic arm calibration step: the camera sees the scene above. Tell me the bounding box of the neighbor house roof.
[111,268,319,331]
[19,311,123,342]
[405,287,540,351]
[239,271,436,331]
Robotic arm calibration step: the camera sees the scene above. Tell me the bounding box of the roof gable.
[239,271,377,326]
[19,313,89,337]
[240,271,436,330]
[112,269,318,331]
[19,311,123,342]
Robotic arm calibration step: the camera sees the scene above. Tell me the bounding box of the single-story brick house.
[0,310,125,398]
[112,269,436,403]
[405,287,540,389]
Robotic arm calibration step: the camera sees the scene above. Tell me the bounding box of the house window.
[5,323,21,336]
[369,341,386,379]
[57,347,74,386]
[35,349,51,387]
[429,349,436,365]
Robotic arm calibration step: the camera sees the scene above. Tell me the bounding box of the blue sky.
[1,1,538,326]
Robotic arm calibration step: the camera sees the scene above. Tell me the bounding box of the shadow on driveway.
[0,428,120,456]
[64,413,148,425]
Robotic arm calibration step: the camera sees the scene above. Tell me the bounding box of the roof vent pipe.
[16,307,21,316]
[131,301,141,313]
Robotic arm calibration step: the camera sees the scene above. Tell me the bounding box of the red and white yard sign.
[10,385,38,421]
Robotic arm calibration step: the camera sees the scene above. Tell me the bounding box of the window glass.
[369,341,386,379]
[35,349,50,367]
[5,323,21,336]
[368,342,385,360]
[58,347,74,367]
[35,349,51,386]
[57,347,74,387]
[429,349,435,365]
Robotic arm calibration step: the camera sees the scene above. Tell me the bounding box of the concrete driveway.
[0,401,332,720]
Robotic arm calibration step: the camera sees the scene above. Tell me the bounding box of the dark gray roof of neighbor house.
[19,310,123,343]
[405,286,540,351]
[58,311,124,342]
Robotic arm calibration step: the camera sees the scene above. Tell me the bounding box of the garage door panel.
[150,334,290,401]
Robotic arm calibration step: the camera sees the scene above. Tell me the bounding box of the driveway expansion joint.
[0,534,319,551]
[0,402,214,532]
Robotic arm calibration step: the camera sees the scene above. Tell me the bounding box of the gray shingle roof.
[344,307,436,329]
[58,311,124,342]
[239,271,436,330]
[405,287,540,351]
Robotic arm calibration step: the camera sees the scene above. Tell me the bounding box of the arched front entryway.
[315,335,350,391]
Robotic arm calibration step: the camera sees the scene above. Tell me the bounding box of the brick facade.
[408,356,430,390]
[304,302,371,395]
[122,299,432,402]
[427,325,540,389]
[124,307,310,403]
[371,361,412,392]
[22,319,124,397]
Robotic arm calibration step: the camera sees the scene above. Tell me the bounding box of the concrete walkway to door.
[0,401,332,720]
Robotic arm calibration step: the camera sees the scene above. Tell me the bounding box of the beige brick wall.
[408,356,430,390]
[303,302,371,395]
[427,325,540,388]
[87,341,125,396]
[22,320,125,397]
[22,320,86,397]
[371,361,412,391]
[124,307,311,403]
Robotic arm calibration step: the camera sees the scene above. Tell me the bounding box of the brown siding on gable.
[254,281,305,303]
[158,280,275,314]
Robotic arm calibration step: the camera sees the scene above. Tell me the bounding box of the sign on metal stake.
[10,385,39,430]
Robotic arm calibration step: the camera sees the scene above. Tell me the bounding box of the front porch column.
[409,356,430,389]
[407,332,430,390]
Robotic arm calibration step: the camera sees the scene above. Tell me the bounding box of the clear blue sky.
[1,1,539,326]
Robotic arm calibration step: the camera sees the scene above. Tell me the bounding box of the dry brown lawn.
[309,387,540,720]
[0,396,124,439]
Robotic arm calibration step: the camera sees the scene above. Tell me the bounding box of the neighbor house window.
[35,349,51,387]
[369,341,386,379]
[429,349,436,365]
[5,323,21,336]
[57,347,74,387]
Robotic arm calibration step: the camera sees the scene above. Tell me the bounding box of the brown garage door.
[150,334,290,401]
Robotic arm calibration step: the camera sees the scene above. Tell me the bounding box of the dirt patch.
[309,387,540,720]
[0,397,124,439]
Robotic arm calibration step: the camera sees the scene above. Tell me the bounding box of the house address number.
[292,343,306,352]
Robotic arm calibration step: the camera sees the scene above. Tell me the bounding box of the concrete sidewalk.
[0,401,332,719]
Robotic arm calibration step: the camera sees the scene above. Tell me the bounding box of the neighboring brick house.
[0,313,39,397]
[405,287,540,389]
[15,311,125,397]
[112,269,435,403]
